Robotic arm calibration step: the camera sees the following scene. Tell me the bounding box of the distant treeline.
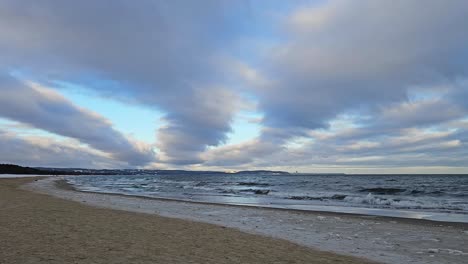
[0,164,78,175]
[0,164,291,176]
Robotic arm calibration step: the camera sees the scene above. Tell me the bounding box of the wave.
[237,182,270,187]
[68,174,468,216]
[358,187,451,196]
[288,194,347,201]
[409,189,446,196]
[345,193,425,208]
[359,187,406,195]
[342,193,466,211]
[221,189,271,195]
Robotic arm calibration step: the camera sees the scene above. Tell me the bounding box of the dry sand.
[0,177,376,264]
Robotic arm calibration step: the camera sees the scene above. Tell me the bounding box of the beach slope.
[0,178,375,264]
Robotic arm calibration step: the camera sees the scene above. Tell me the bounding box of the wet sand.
[0,177,376,264]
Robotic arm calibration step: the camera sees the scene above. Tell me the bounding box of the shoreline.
[26,176,468,264]
[56,179,468,228]
[1,177,376,264]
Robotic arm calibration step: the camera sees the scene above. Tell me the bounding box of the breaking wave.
[287,194,347,201]
[67,173,468,218]
[359,187,406,195]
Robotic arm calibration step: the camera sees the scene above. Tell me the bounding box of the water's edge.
[61,179,468,224]
[67,173,468,222]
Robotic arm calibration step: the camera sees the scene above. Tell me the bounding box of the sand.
[26,176,468,264]
[0,177,376,264]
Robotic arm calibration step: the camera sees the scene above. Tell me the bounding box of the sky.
[1,0,468,173]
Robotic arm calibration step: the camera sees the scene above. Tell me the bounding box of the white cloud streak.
[0,73,155,166]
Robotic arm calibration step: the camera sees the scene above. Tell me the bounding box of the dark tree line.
[0,164,77,175]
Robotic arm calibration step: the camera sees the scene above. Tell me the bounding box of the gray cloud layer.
[257,0,468,134]
[0,0,249,164]
[0,0,467,170]
[203,0,468,170]
[0,73,154,165]
[0,129,121,168]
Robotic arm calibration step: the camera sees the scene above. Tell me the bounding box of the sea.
[66,173,468,223]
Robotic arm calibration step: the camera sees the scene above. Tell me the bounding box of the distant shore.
[1,177,376,264]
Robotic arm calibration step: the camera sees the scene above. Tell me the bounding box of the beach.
[1,177,375,264]
[2,177,467,264]
[1,2,468,263]
[25,177,468,263]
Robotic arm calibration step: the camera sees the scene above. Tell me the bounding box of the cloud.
[204,124,468,171]
[0,129,120,168]
[256,0,468,134]
[202,138,280,167]
[199,0,468,170]
[201,76,468,171]
[377,99,465,129]
[0,73,154,166]
[156,86,244,164]
[0,0,250,164]
[1,0,468,171]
